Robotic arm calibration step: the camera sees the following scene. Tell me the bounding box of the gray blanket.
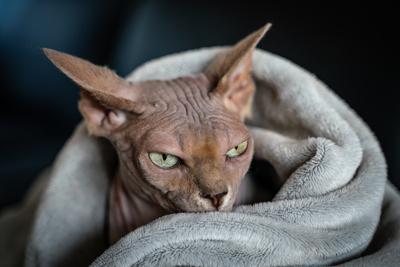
[1,48,399,266]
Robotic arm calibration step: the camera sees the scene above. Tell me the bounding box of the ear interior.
[78,92,128,136]
[205,23,271,119]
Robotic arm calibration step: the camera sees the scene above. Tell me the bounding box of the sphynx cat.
[44,23,270,244]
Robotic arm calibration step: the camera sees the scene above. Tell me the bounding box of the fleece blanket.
[1,47,399,267]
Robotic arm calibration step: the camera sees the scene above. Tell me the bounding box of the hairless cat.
[44,23,271,244]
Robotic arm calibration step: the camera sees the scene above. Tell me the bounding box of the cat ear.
[43,48,144,136]
[205,23,271,119]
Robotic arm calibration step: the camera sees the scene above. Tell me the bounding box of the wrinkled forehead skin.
[112,74,251,160]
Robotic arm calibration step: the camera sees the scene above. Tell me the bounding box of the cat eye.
[148,152,179,169]
[226,140,248,158]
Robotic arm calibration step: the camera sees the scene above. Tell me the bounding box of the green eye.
[148,152,179,169]
[226,140,248,158]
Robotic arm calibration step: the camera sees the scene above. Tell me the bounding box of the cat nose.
[202,191,228,209]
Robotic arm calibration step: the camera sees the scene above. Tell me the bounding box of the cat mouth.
[162,189,235,213]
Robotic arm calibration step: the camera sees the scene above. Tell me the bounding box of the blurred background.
[0,0,398,209]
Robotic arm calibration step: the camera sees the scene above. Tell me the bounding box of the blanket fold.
[1,47,399,267]
[90,48,390,266]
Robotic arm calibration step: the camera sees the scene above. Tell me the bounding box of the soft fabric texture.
[1,48,399,266]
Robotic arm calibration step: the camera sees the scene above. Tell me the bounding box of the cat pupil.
[162,154,167,161]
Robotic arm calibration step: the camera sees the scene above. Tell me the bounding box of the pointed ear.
[43,48,144,136]
[205,23,271,119]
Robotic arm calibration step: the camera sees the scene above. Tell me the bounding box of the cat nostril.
[203,191,228,208]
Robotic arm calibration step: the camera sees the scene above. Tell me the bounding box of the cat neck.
[108,170,169,244]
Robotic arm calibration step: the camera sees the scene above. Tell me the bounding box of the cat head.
[44,24,270,212]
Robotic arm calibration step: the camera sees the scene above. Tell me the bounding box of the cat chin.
[173,201,235,213]
[169,202,215,213]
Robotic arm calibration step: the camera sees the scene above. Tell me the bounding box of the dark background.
[0,0,398,209]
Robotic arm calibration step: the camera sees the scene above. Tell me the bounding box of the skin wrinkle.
[178,77,207,116]
[196,74,213,101]
[43,25,269,244]
[180,78,209,122]
[135,111,177,134]
[119,157,144,196]
[179,82,199,123]
[117,176,133,231]
[170,80,192,120]
[175,78,202,124]
[189,77,209,112]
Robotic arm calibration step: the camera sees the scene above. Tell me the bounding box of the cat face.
[110,75,254,211]
[44,24,270,212]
